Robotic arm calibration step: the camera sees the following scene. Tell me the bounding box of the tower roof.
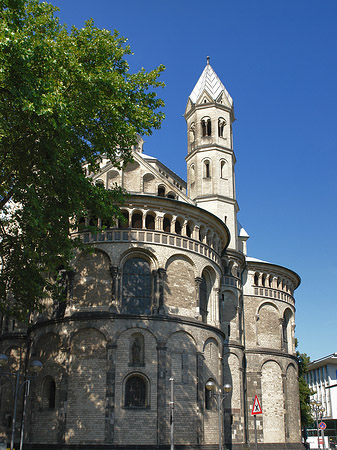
[189,57,233,106]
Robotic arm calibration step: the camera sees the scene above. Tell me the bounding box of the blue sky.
[55,0,337,361]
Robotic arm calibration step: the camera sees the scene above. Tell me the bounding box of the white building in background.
[306,353,337,445]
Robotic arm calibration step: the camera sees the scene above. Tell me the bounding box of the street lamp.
[0,353,42,450]
[205,380,232,450]
[310,399,325,450]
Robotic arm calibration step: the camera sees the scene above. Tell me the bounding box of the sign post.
[251,395,262,450]
[319,422,327,450]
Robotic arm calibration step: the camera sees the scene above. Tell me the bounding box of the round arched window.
[125,375,147,408]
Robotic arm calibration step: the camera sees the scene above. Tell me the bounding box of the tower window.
[204,160,211,178]
[201,117,211,137]
[220,160,227,179]
[218,118,226,137]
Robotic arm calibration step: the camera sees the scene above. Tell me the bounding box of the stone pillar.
[151,269,159,314]
[193,224,200,241]
[196,351,204,444]
[105,343,117,443]
[279,317,285,350]
[57,345,69,444]
[157,268,166,314]
[156,214,164,231]
[110,265,119,313]
[157,341,167,445]
[194,277,203,320]
[236,306,242,342]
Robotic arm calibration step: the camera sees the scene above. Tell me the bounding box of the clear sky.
[54,0,337,361]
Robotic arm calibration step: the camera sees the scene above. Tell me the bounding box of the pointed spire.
[188,59,233,106]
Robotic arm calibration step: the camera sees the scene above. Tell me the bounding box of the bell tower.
[185,57,239,250]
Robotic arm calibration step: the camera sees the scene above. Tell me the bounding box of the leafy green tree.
[0,0,165,318]
[296,340,314,427]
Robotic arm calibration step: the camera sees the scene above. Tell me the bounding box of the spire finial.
[206,56,210,65]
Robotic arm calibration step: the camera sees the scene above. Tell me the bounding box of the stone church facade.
[0,61,303,449]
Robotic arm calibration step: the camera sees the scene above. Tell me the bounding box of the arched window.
[175,219,182,235]
[132,212,142,229]
[189,122,195,143]
[122,257,152,314]
[261,274,266,287]
[205,383,216,410]
[145,214,155,230]
[218,117,226,137]
[200,276,208,324]
[167,192,176,199]
[118,210,129,229]
[125,375,147,408]
[186,223,192,238]
[158,185,165,197]
[163,216,171,233]
[204,160,211,178]
[254,273,259,286]
[201,117,211,137]
[220,160,227,179]
[42,376,56,410]
[283,309,292,353]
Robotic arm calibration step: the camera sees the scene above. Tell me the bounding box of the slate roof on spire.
[189,59,233,106]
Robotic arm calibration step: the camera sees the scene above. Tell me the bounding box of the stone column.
[157,268,166,314]
[105,343,117,443]
[196,351,205,444]
[157,341,167,445]
[151,269,159,314]
[57,345,69,444]
[110,265,119,313]
[194,277,203,320]
[193,224,200,241]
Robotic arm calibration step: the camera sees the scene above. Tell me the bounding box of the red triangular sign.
[251,395,262,415]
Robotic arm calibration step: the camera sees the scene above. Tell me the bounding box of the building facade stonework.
[0,61,304,450]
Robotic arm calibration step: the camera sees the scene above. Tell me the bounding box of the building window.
[158,185,165,197]
[204,160,211,178]
[122,257,152,314]
[163,216,171,233]
[125,375,147,408]
[205,381,216,410]
[118,210,129,229]
[175,219,182,235]
[218,118,226,137]
[145,214,155,230]
[132,212,142,229]
[42,376,56,410]
[201,118,211,137]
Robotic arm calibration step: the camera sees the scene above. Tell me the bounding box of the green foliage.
[0,0,165,318]
[296,340,314,427]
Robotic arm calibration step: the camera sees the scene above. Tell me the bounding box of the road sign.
[252,395,262,415]
[319,421,327,430]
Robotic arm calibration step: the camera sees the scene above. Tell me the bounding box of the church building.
[0,59,303,450]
